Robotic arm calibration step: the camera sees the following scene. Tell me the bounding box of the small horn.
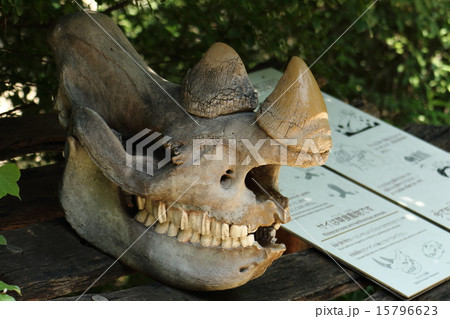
[372,258,392,269]
[182,42,258,118]
[256,57,331,152]
[380,257,394,263]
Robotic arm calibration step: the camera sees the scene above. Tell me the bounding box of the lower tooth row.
[134,200,256,249]
[151,219,255,248]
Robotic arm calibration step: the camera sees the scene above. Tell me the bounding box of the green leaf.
[0,164,21,200]
[0,294,16,301]
[0,281,21,296]
[1,0,12,14]
[14,0,24,16]
[0,235,6,246]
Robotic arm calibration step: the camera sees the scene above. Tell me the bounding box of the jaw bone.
[60,137,284,291]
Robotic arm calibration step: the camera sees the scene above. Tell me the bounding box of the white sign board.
[279,166,449,299]
[249,68,450,298]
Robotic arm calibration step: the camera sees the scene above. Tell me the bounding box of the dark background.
[1,0,448,127]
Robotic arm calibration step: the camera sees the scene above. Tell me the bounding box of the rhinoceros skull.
[50,12,332,291]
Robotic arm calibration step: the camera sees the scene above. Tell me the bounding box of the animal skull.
[50,12,332,291]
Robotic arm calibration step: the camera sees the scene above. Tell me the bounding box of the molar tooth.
[221,238,232,249]
[177,229,193,243]
[240,236,249,247]
[211,219,222,237]
[230,225,247,238]
[230,225,239,238]
[136,196,146,210]
[180,209,189,230]
[247,234,255,246]
[157,201,167,223]
[201,212,211,235]
[167,223,179,237]
[134,210,148,224]
[168,207,181,228]
[212,236,221,247]
[189,212,202,233]
[190,232,200,244]
[155,221,170,234]
[231,238,241,248]
[144,214,156,227]
[221,223,229,239]
[200,234,213,247]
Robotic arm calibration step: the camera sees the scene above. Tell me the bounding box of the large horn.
[181,42,258,118]
[256,57,331,152]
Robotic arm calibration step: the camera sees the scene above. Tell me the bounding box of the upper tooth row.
[134,198,254,248]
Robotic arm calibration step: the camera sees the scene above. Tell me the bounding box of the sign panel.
[249,68,450,298]
[279,166,449,299]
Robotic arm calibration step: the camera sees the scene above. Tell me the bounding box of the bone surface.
[53,11,331,291]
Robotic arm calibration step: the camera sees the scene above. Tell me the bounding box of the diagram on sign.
[373,250,422,275]
[331,144,380,172]
[422,241,445,259]
[334,109,379,137]
[327,184,355,198]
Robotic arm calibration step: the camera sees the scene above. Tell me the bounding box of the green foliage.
[0,237,22,301]
[0,163,21,199]
[1,0,448,126]
[0,163,21,300]
[0,280,22,301]
[0,235,6,246]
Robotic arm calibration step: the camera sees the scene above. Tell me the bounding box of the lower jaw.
[67,204,286,290]
[128,224,286,290]
[60,143,286,290]
[127,200,287,290]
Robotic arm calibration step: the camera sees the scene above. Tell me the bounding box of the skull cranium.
[50,12,332,291]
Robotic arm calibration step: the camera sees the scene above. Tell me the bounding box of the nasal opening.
[244,165,288,209]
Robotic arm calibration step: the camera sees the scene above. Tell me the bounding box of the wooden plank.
[1,218,365,300]
[0,163,64,230]
[58,249,367,301]
[404,124,450,152]
[0,219,131,300]
[56,282,205,301]
[366,281,450,301]
[0,113,65,161]
[194,249,367,301]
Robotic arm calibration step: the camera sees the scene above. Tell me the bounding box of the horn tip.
[256,55,331,154]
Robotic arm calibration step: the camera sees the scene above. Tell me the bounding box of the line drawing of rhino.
[373,250,422,275]
[422,241,445,259]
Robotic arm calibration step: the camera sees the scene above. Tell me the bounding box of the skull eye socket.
[220,173,232,189]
